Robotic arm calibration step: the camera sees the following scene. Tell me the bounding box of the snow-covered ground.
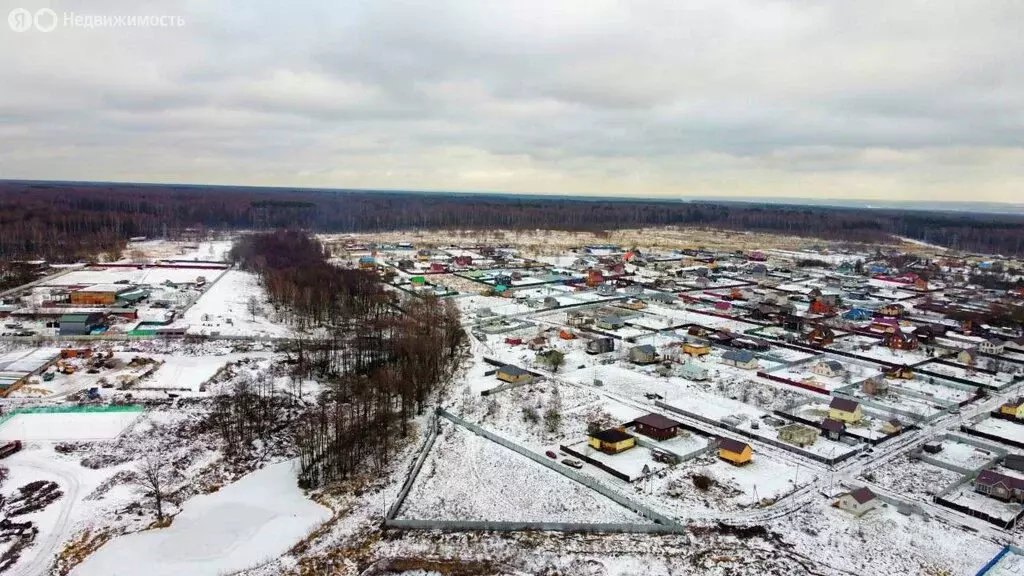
[71,459,329,576]
[971,418,1024,445]
[181,270,292,338]
[0,409,142,442]
[399,421,646,524]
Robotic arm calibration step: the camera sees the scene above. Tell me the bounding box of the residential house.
[586,337,615,355]
[778,424,818,447]
[495,365,533,384]
[878,303,906,317]
[885,364,914,380]
[828,397,862,423]
[881,419,903,434]
[679,362,710,381]
[682,340,711,357]
[588,428,636,454]
[628,344,658,365]
[717,437,752,465]
[527,336,548,351]
[720,350,758,370]
[596,316,625,330]
[999,398,1024,419]
[821,418,846,440]
[974,470,1024,502]
[836,487,879,516]
[981,338,1006,355]
[862,378,889,396]
[631,413,683,441]
[870,317,902,334]
[843,308,872,321]
[812,360,845,379]
[883,329,920,351]
[806,325,835,346]
[809,298,835,315]
[915,324,942,344]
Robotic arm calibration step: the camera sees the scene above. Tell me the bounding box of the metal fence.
[385,411,439,521]
[431,409,684,529]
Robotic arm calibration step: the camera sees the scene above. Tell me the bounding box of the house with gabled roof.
[828,397,862,423]
[836,487,879,516]
[720,350,758,370]
[717,437,752,465]
[630,413,683,441]
[974,470,1024,502]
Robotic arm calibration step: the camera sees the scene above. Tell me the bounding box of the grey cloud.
[1,0,1023,202]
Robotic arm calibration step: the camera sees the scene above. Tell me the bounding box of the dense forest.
[220,231,465,488]
[2,181,1024,260]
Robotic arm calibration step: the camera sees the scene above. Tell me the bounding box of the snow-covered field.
[71,460,329,576]
[399,421,646,524]
[181,270,292,337]
[0,409,142,442]
[40,267,225,288]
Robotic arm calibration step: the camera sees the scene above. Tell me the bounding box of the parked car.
[644,393,664,401]
[545,450,557,459]
[562,458,583,469]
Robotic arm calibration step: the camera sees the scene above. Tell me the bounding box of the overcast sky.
[2,0,1022,202]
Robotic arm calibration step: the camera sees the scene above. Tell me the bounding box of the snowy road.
[8,456,83,576]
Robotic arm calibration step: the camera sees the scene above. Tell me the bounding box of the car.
[644,393,664,400]
[545,450,557,459]
[561,458,583,469]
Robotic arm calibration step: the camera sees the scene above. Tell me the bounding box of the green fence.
[0,404,143,428]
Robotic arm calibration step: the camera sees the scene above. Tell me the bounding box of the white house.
[836,487,879,517]
[980,338,1005,355]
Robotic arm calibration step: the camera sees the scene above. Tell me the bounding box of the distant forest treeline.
[2,181,1023,260]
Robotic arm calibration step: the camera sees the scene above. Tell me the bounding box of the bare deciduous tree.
[134,456,169,522]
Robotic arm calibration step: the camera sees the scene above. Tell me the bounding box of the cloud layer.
[3,0,1023,202]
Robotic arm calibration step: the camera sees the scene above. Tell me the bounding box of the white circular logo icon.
[34,8,57,32]
[8,7,32,32]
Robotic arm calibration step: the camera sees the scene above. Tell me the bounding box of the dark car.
[545,450,557,459]
[644,393,664,400]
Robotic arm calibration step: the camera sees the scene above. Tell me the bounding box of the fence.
[385,411,439,521]
[559,444,631,482]
[658,401,863,466]
[433,409,683,529]
[976,546,1012,576]
[961,424,1024,450]
[385,518,687,534]
[0,403,143,428]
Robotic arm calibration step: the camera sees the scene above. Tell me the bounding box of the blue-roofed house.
[720,350,758,370]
